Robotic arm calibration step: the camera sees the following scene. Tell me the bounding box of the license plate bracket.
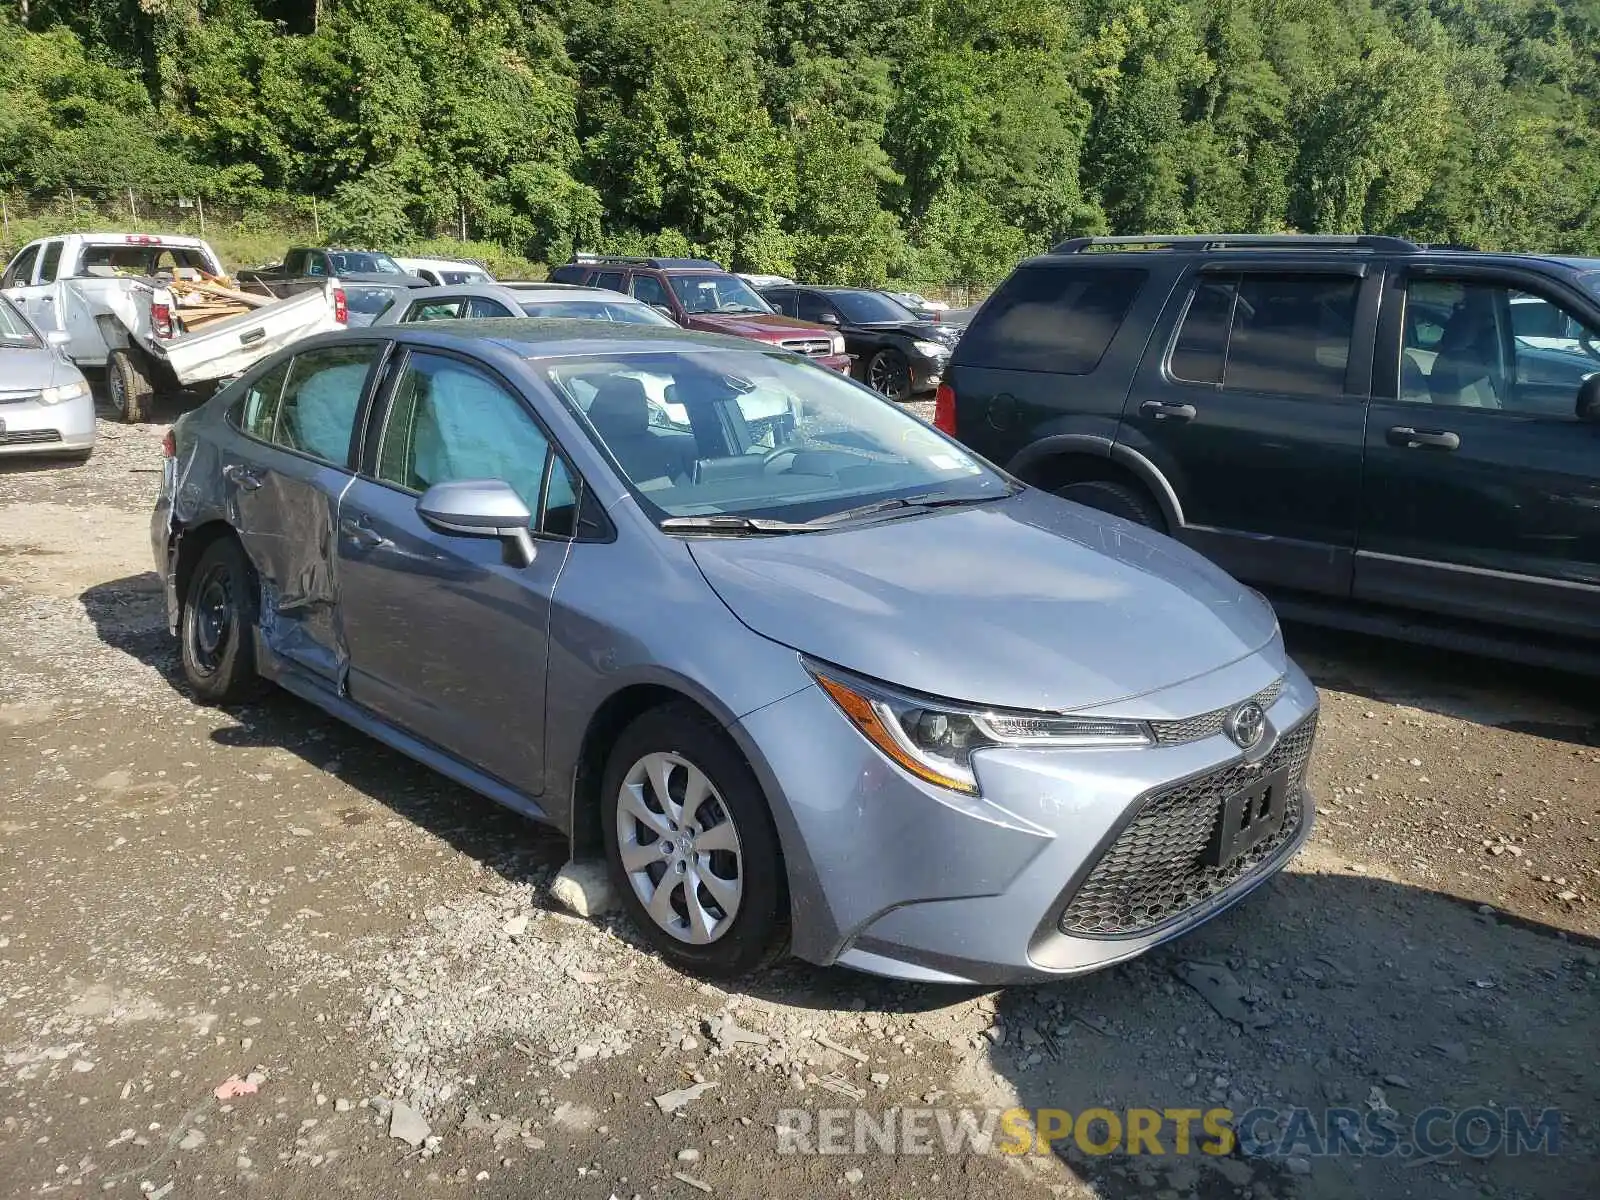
[1206,766,1291,867]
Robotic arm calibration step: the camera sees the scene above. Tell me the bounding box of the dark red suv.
[548,256,851,373]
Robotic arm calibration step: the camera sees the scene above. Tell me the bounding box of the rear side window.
[404,299,467,322]
[593,271,626,293]
[238,360,292,439]
[959,267,1146,374]
[274,344,381,464]
[39,241,64,283]
[547,264,589,285]
[1169,273,1358,397]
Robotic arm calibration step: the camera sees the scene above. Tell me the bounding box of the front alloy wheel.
[600,703,788,976]
[867,349,913,402]
[616,752,744,944]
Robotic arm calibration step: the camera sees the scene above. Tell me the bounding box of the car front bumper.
[733,652,1318,984]
[0,393,96,456]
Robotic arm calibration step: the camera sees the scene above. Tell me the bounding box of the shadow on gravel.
[1286,622,1600,747]
[979,869,1599,1200]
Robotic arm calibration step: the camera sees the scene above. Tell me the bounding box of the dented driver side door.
[225,342,384,685]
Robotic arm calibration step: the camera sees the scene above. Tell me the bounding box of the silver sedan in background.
[151,320,1317,984]
[372,282,678,327]
[0,294,95,461]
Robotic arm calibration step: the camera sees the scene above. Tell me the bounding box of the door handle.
[339,517,389,550]
[223,463,264,491]
[1140,400,1198,422]
[1387,426,1460,451]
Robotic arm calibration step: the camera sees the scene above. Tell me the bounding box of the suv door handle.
[223,463,263,491]
[1140,400,1198,422]
[1387,426,1460,451]
[339,516,389,550]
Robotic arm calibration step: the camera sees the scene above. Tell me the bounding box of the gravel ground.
[0,405,1596,1200]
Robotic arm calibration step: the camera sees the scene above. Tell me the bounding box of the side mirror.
[46,330,71,348]
[817,312,841,326]
[1578,375,1600,424]
[650,304,678,322]
[417,479,537,567]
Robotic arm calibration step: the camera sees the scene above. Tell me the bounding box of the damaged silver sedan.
[152,320,1316,983]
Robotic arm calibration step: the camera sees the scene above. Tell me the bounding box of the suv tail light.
[934,383,957,435]
[151,300,174,339]
[333,286,348,324]
[161,429,176,459]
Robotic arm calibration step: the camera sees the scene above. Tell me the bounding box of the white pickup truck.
[0,232,346,422]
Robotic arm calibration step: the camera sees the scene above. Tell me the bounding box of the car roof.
[320,317,782,360]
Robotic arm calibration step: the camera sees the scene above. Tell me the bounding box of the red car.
[548,256,851,373]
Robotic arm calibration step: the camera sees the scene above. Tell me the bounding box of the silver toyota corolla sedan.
[0,293,95,460]
[151,321,1317,984]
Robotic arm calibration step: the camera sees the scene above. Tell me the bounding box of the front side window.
[0,295,42,345]
[274,344,381,464]
[375,352,559,529]
[630,274,673,309]
[794,292,839,324]
[666,273,771,315]
[1401,279,1600,415]
[960,266,1146,375]
[3,244,41,288]
[545,348,1009,524]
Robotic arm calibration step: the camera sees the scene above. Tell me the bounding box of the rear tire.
[601,703,788,978]
[180,536,266,704]
[1055,479,1165,531]
[106,347,154,424]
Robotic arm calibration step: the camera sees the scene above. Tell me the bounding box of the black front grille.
[1057,715,1317,937]
[0,429,62,446]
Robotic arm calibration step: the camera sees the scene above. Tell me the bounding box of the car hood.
[0,344,78,393]
[687,489,1278,712]
[849,320,958,344]
[688,312,832,340]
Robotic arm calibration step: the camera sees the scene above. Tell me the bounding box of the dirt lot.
[1,405,1597,1200]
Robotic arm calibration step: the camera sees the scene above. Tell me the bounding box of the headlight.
[808,663,1153,795]
[830,334,846,356]
[39,381,89,405]
[912,340,950,358]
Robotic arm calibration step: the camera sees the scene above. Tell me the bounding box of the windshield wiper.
[658,514,812,535]
[804,490,1010,528]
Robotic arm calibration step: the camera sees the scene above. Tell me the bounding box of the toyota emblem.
[1225,701,1267,750]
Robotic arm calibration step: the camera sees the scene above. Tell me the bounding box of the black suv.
[944,234,1600,661]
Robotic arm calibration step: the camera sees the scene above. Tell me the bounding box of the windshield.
[832,291,919,324]
[1578,271,1600,305]
[0,295,41,346]
[518,300,676,325]
[330,251,404,275]
[666,274,772,315]
[545,348,1009,525]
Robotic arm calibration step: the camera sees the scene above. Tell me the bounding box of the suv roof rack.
[569,254,725,270]
[1050,234,1421,255]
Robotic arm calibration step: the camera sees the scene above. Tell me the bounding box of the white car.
[1,232,343,422]
[0,293,95,460]
[393,256,495,287]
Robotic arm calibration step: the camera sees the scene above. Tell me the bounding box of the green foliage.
[2,0,1599,286]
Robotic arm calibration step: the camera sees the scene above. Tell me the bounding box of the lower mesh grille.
[1057,715,1317,937]
[0,429,62,446]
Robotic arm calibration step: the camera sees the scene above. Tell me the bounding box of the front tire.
[1055,479,1165,531]
[106,347,154,424]
[866,348,913,402]
[601,704,788,977]
[180,537,266,704]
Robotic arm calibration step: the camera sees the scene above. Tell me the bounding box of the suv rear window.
[959,266,1146,375]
